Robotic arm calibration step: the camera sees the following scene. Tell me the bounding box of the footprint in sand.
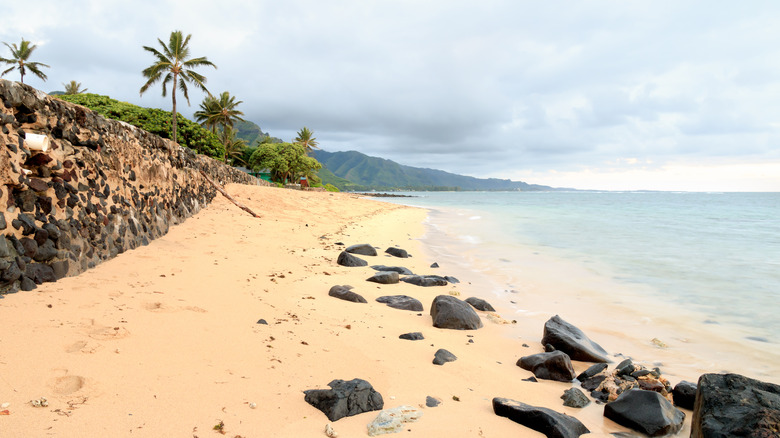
[65,340,103,354]
[51,375,86,395]
[143,301,173,312]
[86,325,130,340]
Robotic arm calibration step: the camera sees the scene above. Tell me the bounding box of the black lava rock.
[672,380,697,410]
[399,332,424,341]
[561,388,591,408]
[425,396,440,407]
[493,397,590,438]
[366,271,399,284]
[465,297,496,312]
[401,275,448,287]
[329,285,367,303]
[376,295,423,311]
[345,243,377,256]
[517,351,577,382]
[336,251,368,267]
[576,363,608,382]
[371,265,413,275]
[541,315,610,363]
[433,348,457,365]
[385,247,409,258]
[303,378,384,422]
[691,373,780,438]
[430,295,483,330]
[604,389,685,437]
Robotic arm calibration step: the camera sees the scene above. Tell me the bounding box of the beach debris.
[430,295,483,330]
[448,290,460,296]
[672,380,697,410]
[328,285,367,303]
[212,420,226,434]
[465,297,495,312]
[367,405,423,436]
[541,315,610,363]
[425,396,440,407]
[324,423,338,437]
[585,359,673,403]
[366,271,399,285]
[452,396,460,402]
[561,388,590,408]
[605,389,685,437]
[376,295,423,311]
[345,244,377,256]
[336,251,368,267]
[370,265,413,275]
[517,351,576,382]
[0,402,9,409]
[384,247,409,258]
[691,373,780,437]
[30,397,48,407]
[304,378,384,422]
[401,275,448,287]
[248,402,257,409]
[398,332,424,341]
[651,338,668,348]
[493,397,590,438]
[485,313,511,325]
[432,349,457,365]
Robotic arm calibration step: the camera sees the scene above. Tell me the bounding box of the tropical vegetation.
[249,142,322,184]
[140,30,216,145]
[195,91,245,133]
[0,38,49,84]
[63,80,87,95]
[58,93,225,158]
[219,125,247,165]
[293,126,319,153]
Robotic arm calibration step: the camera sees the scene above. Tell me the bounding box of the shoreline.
[2,183,763,436]
[408,203,780,386]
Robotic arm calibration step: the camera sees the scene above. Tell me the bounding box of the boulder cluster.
[0,79,263,295]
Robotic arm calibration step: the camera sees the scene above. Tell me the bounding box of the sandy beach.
[1,184,689,437]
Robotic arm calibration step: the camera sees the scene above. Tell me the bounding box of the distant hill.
[312,150,554,191]
[235,120,283,146]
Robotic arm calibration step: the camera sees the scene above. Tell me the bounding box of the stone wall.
[0,79,268,294]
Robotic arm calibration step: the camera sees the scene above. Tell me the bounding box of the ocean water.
[375,191,780,380]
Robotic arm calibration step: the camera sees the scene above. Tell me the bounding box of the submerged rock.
[541,315,610,363]
[493,397,590,438]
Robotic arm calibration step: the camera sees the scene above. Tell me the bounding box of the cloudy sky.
[2,1,779,191]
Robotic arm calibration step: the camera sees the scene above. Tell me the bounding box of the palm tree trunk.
[171,73,178,144]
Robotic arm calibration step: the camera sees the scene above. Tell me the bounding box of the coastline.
[0,183,735,436]
[409,201,780,386]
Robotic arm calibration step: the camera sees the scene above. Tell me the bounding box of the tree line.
[1,33,329,188]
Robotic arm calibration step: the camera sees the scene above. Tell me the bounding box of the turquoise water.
[376,191,780,344]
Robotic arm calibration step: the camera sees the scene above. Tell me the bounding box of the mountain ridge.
[312,149,556,191]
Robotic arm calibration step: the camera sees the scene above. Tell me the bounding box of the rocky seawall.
[0,79,267,294]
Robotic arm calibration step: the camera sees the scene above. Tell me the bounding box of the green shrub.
[58,93,225,159]
[324,184,339,192]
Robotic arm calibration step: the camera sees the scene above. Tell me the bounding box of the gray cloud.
[2,0,779,188]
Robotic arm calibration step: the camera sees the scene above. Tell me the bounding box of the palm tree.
[194,91,245,133]
[63,80,87,95]
[139,30,216,144]
[0,38,49,84]
[294,126,319,153]
[219,125,247,165]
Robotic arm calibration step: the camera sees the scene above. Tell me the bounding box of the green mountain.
[312,150,554,191]
[235,120,283,146]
